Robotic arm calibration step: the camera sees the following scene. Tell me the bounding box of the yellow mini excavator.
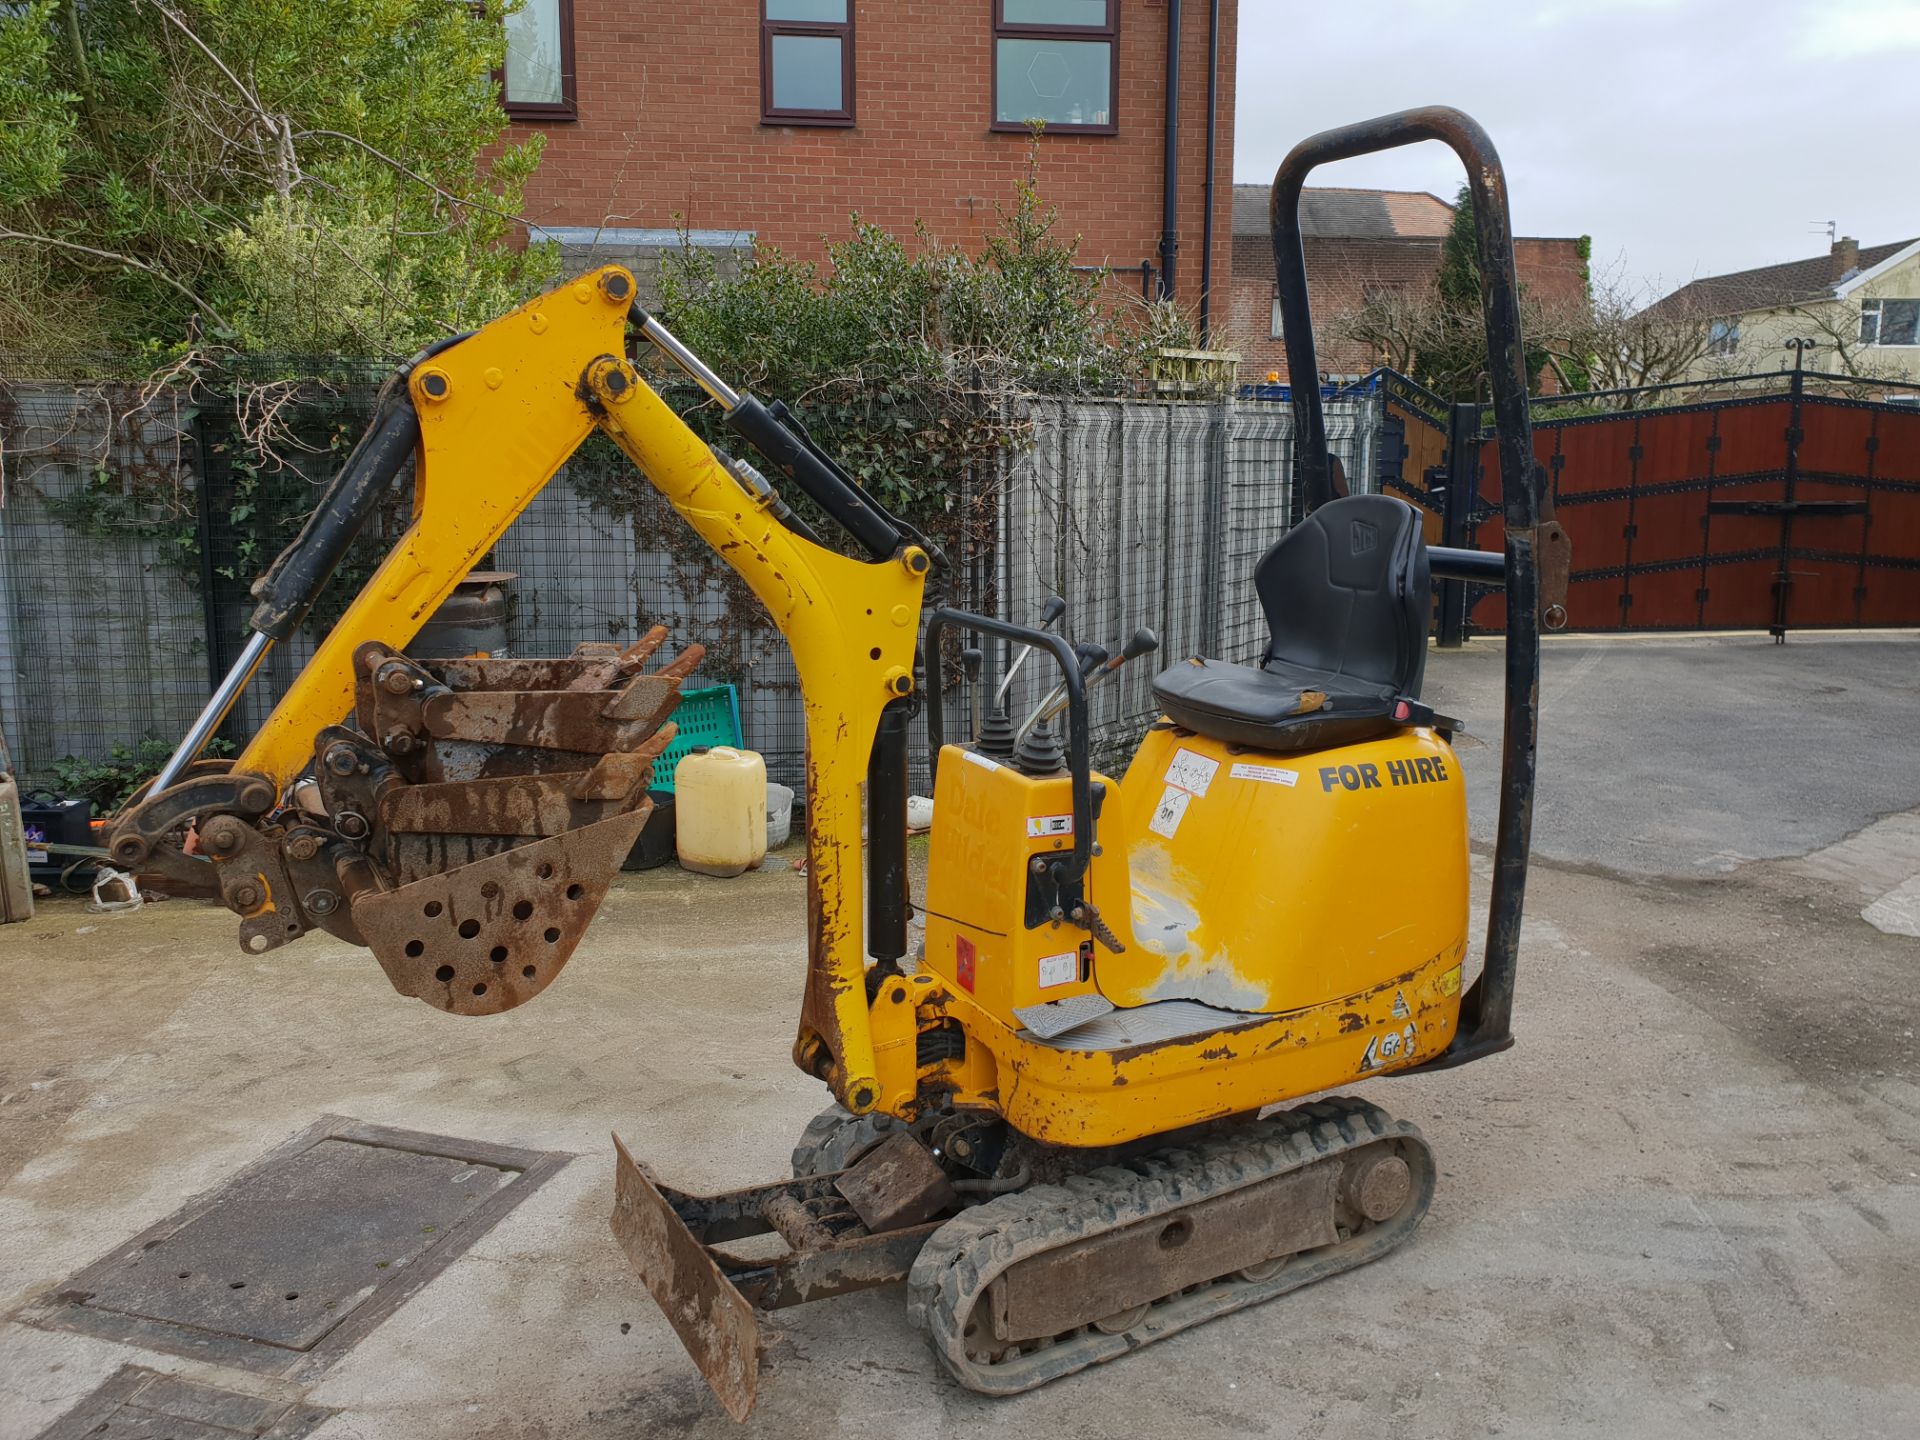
[110,109,1567,1417]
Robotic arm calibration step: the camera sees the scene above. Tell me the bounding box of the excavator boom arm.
[111,266,927,1113]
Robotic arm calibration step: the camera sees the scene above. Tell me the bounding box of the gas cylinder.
[415,571,513,658]
[674,746,768,877]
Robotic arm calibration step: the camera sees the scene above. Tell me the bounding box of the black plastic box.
[622,790,677,871]
[23,796,94,887]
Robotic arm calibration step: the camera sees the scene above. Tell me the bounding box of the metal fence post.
[1204,395,1228,654]
[188,397,224,696]
[1434,400,1479,648]
[1772,345,1807,642]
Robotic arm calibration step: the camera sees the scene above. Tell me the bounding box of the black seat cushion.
[1152,655,1404,753]
[1151,495,1431,753]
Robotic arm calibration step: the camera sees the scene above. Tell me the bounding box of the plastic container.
[652,685,745,794]
[675,746,767,877]
[766,782,795,850]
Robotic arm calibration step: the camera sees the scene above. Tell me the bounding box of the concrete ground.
[3,632,1918,1439]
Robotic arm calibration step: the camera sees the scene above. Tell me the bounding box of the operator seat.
[1151,494,1432,753]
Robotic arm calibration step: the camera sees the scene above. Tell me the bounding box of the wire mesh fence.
[0,356,1378,798]
[989,391,1381,771]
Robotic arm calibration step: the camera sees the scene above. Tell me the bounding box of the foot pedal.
[1013,993,1116,1040]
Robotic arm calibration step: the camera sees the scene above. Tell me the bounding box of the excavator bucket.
[111,626,706,1010]
[353,805,651,1015]
[305,628,703,1013]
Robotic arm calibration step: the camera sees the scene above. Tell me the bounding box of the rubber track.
[905,1097,1435,1396]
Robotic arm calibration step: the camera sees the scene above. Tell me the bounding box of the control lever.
[1014,627,1159,748]
[961,647,985,742]
[994,595,1066,713]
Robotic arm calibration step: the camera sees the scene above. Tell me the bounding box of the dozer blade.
[355,805,651,1016]
[611,1134,764,1423]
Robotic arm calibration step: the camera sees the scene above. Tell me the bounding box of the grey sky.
[1232,0,1920,301]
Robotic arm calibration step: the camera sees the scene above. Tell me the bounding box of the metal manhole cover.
[21,1116,567,1376]
[30,1365,333,1439]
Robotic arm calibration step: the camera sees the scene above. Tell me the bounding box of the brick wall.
[1229,231,1590,384]
[509,1,1236,324]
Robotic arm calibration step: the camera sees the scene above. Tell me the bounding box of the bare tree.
[1772,298,1914,387]
[1325,267,1565,397]
[1326,281,1446,378]
[1534,262,1718,398]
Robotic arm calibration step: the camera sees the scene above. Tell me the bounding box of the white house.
[1649,236,1920,385]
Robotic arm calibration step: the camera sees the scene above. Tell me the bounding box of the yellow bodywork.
[903,727,1467,1146]
[231,265,1469,1144]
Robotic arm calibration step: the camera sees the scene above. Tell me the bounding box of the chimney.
[1831,236,1860,280]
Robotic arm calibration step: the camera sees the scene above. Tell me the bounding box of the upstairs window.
[1270,293,1284,340]
[1707,319,1740,356]
[503,0,576,120]
[1861,298,1920,347]
[993,0,1117,134]
[763,1,855,126]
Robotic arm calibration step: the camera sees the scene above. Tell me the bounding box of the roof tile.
[1649,240,1919,318]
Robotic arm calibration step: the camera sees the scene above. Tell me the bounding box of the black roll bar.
[1271,106,1542,1066]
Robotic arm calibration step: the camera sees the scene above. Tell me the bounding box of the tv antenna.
[1809,219,1837,244]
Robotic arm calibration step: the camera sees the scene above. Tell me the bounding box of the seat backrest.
[1252,494,1431,697]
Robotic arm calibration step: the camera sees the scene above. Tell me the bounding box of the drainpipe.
[1197,0,1220,342]
[1158,0,1182,301]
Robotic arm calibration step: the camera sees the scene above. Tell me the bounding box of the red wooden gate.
[1379,372,1920,637]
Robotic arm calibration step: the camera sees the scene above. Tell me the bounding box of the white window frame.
[1861,297,1920,348]
[1270,293,1284,340]
[1707,318,1740,356]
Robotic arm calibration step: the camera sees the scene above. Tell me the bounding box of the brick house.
[499,1,1237,331]
[1226,184,1589,384]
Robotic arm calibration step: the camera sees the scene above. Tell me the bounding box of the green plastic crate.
[652,683,745,793]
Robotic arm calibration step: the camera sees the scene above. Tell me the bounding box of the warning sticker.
[1038,950,1078,988]
[1148,786,1191,839]
[1026,813,1074,838]
[1360,1022,1419,1072]
[1439,964,1462,997]
[1230,762,1298,788]
[955,935,977,992]
[1391,989,1411,1019]
[1164,748,1220,797]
